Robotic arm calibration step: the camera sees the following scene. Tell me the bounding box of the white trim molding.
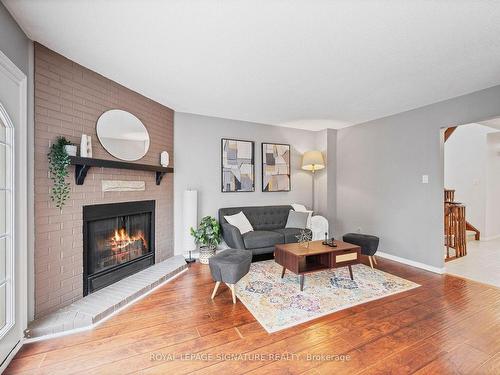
[0,48,28,370]
[377,251,445,274]
[480,234,500,242]
[0,97,16,342]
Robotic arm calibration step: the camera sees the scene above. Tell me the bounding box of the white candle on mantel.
[87,135,92,157]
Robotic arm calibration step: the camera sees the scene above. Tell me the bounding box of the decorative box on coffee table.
[274,240,361,291]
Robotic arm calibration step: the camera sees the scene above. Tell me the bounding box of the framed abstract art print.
[221,138,255,192]
[262,142,291,192]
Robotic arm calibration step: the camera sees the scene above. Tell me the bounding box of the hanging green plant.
[47,136,72,210]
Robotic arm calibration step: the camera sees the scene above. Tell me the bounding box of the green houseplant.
[47,136,72,210]
[190,216,221,264]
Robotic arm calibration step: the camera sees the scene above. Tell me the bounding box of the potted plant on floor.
[190,216,221,264]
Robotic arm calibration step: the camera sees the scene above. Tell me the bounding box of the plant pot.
[199,246,216,264]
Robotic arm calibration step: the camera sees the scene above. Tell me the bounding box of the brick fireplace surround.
[34,44,174,318]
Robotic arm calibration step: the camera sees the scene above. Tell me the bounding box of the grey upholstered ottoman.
[343,233,380,269]
[208,249,252,304]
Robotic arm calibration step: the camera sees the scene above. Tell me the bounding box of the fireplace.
[83,200,155,295]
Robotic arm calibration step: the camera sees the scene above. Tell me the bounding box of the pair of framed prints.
[221,138,290,193]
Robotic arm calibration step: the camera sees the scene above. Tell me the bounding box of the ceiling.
[4,0,500,130]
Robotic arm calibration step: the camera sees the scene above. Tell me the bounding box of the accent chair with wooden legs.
[208,249,252,304]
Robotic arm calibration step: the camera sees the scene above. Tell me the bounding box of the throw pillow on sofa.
[285,210,309,229]
[224,211,254,234]
[291,203,313,228]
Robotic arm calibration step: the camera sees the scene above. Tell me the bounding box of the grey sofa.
[219,205,311,255]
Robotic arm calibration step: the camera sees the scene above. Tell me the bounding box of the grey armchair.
[220,223,245,249]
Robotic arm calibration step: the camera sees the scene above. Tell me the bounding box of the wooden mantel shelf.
[68,156,174,185]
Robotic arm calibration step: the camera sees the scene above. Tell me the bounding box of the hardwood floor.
[5,257,500,374]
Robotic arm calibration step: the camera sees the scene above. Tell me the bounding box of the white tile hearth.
[26,256,187,339]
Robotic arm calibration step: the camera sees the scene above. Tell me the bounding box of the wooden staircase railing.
[444,189,467,261]
[466,221,480,241]
[444,202,467,260]
[444,189,455,202]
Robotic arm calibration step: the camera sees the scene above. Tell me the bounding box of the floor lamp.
[183,190,197,264]
[301,150,325,212]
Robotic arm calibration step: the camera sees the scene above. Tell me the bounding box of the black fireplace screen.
[83,200,155,295]
[87,212,151,275]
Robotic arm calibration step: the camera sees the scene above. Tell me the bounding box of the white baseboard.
[376,251,445,274]
[481,234,500,242]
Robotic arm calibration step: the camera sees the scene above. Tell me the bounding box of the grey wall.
[174,112,325,255]
[326,129,337,230]
[0,2,30,74]
[335,84,500,270]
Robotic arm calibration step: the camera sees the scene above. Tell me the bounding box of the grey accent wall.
[335,84,500,270]
[174,112,322,255]
[0,2,30,74]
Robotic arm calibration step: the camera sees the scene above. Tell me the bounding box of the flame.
[110,228,147,250]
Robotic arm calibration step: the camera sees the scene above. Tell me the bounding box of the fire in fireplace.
[95,225,148,272]
[111,228,147,253]
[83,201,155,295]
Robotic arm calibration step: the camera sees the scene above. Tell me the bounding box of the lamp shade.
[302,150,325,171]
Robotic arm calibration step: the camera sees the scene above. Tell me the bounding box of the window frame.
[0,103,15,339]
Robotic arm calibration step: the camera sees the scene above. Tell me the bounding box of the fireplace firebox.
[83,200,155,295]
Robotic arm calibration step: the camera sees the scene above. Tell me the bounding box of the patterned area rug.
[235,260,420,333]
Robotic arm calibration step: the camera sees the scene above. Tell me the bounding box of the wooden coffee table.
[274,240,361,291]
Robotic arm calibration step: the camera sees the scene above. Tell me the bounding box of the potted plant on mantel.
[190,216,221,264]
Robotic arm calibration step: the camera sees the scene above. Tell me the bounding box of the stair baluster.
[444,189,467,261]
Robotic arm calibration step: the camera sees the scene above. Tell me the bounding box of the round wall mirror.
[96,109,150,161]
